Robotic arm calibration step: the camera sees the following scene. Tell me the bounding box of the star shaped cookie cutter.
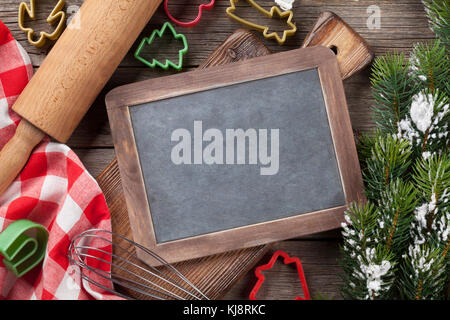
[0,219,48,277]
[226,0,297,45]
[18,0,66,48]
[250,250,310,300]
[134,22,188,71]
[164,0,215,28]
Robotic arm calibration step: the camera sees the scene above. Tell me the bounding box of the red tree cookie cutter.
[250,250,310,300]
[164,0,215,28]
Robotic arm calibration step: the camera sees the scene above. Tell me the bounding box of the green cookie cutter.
[134,22,188,71]
[0,219,48,277]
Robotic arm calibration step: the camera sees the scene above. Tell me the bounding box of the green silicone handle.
[0,219,48,277]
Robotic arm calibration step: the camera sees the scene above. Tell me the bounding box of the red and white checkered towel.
[0,20,118,300]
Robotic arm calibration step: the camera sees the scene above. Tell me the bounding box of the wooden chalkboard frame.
[106,46,364,265]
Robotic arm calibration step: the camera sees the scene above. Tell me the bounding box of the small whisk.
[68,229,209,300]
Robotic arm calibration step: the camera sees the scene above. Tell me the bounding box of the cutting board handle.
[302,11,374,79]
[0,120,45,195]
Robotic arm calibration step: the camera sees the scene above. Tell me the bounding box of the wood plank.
[1,0,434,67]
[72,148,115,178]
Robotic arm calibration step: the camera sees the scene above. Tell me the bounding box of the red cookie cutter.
[164,0,215,28]
[250,250,310,300]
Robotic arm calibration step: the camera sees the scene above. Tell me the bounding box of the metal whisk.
[68,229,209,300]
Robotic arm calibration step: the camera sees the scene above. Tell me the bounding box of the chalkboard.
[129,69,345,243]
[106,47,364,265]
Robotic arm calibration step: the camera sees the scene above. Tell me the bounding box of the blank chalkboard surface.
[106,47,364,265]
[130,69,345,243]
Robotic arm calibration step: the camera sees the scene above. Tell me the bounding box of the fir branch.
[340,203,396,300]
[422,0,450,48]
[400,243,446,300]
[357,129,382,175]
[339,1,449,300]
[363,135,413,201]
[411,154,450,247]
[376,179,418,255]
[409,40,450,96]
[414,154,450,206]
[371,54,418,134]
[396,89,449,158]
[403,155,448,300]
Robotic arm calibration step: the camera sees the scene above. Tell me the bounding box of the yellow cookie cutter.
[226,0,297,45]
[18,0,66,48]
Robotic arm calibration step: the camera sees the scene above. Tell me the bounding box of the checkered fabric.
[0,20,119,300]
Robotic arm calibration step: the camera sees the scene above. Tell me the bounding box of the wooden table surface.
[0,0,434,300]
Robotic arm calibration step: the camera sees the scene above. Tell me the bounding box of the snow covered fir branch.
[422,0,450,48]
[339,0,449,300]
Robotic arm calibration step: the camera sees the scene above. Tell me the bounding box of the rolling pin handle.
[0,119,45,196]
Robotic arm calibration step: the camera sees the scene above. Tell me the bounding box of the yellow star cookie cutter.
[18,0,66,48]
[226,0,297,45]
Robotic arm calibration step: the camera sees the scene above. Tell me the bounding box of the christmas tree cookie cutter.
[134,22,188,71]
[164,0,215,28]
[18,0,66,48]
[0,219,48,277]
[250,250,310,300]
[226,0,297,45]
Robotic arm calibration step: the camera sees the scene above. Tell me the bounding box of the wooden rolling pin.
[0,0,162,195]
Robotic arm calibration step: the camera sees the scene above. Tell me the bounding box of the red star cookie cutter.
[164,0,215,28]
[250,250,310,300]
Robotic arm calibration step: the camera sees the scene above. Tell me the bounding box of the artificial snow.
[422,151,432,160]
[275,0,295,10]
[410,92,434,133]
[356,248,393,299]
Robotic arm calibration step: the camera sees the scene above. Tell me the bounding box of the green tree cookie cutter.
[18,0,66,48]
[226,0,297,45]
[134,22,188,71]
[0,219,49,277]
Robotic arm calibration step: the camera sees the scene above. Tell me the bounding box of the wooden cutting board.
[96,29,273,299]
